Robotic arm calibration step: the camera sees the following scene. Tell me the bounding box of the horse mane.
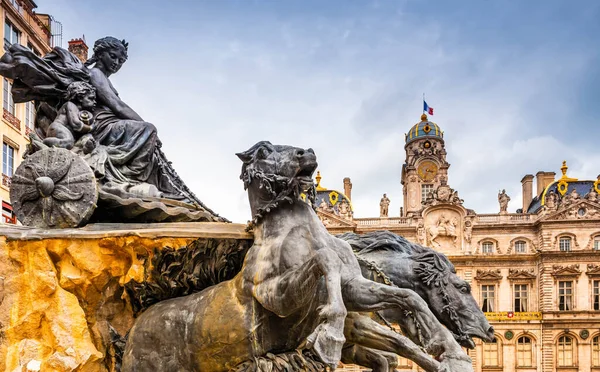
[338,230,470,343]
[337,230,456,275]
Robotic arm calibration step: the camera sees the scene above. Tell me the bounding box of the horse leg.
[341,344,399,372]
[344,313,440,372]
[342,278,472,371]
[251,250,346,368]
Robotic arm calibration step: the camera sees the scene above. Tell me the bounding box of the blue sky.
[42,0,600,222]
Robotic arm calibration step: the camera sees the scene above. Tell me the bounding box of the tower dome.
[405,113,443,145]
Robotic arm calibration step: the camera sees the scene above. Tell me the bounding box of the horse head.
[411,251,495,348]
[237,141,317,223]
[342,231,495,349]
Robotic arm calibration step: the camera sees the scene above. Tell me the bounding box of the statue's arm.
[90,69,144,121]
[65,102,89,133]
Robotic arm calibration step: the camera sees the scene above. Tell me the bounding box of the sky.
[40,0,600,223]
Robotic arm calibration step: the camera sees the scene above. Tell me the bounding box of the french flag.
[423,101,434,115]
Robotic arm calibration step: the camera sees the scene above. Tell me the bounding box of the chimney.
[68,37,89,63]
[343,177,352,200]
[521,174,534,212]
[536,171,556,196]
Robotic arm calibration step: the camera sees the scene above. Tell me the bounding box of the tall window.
[421,184,433,202]
[594,237,600,251]
[517,336,533,367]
[558,281,573,311]
[481,285,495,312]
[3,78,15,114]
[2,142,15,177]
[515,240,527,253]
[483,339,500,366]
[26,42,41,57]
[4,19,20,49]
[25,101,35,129]
[482,242,494,254]
[8,0,22,13]
[594,280,599,311]
[557,336,574,367]
[593,336,600,367]
[514,284,528,312]
[559,237,571,252]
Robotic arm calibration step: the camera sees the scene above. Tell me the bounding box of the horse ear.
[433,254,447,272]
[236,141,274,163]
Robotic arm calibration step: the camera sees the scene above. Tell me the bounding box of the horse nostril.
[296,150,304,157]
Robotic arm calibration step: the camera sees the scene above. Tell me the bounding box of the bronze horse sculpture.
[338,231,495,370]
[122,141,472,372]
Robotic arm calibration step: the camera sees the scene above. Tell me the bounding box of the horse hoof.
[305,323,345,369]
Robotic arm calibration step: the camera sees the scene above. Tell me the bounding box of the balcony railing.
[475,213,534,224]
[355,217,411,227]
[3,108,21,131]
[484,311,542,321]
[25,125,33,136]
[2,173,12,188]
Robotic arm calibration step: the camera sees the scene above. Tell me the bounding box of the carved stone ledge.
[474,269,503,281]
[507,268,536,280]
[551,264,581,278]
[586,264,600,277]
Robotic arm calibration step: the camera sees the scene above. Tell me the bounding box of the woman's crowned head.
[84,36,129,74]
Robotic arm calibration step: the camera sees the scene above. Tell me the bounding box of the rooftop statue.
[0,37,224,227]
[122,141,474,372]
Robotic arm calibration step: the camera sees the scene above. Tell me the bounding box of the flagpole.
[422,93,425,114]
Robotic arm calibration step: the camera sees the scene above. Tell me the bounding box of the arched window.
[483,338,501,367]
[557,336,575,367]
[514,240,527,253]
[593,336,600,367]
[559,237,571,252]
[482,241,494,254]
[517,336,533,367]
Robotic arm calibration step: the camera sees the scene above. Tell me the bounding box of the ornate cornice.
[507,268,536,280]
[423,184,464,207]
[586,264,600,277]
[551,264,581,278]
[474,269,503,281]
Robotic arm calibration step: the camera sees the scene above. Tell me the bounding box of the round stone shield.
[10,148,98,228]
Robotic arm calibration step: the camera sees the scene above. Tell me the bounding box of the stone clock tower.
[401,113,449,216]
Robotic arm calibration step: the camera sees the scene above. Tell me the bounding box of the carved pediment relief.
[423,184,464,207]
[507,268,536,280]
[317,210,356,228]
[543,200,600,221]
[474,269,503,281]
[551,264,581,278]
[586,264,600,277]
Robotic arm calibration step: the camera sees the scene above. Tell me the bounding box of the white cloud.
[44,0,599,222]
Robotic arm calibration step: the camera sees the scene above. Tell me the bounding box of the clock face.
[417,160,438,182]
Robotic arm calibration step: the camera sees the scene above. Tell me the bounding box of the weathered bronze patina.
[0,38,225,227]
[122,142,473,372]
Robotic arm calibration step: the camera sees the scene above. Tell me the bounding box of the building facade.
[317,113,600,372]
[0,0,52,223]
[0,0,55,223]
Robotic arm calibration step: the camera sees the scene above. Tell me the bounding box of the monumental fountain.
[0,37,492,372]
